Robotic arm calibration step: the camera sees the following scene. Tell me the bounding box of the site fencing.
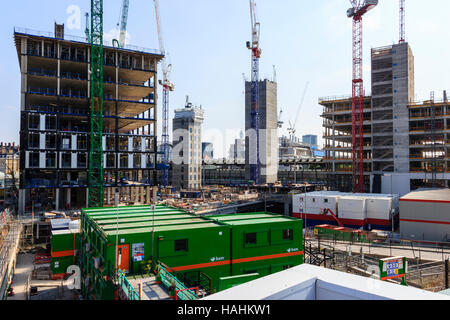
[304,235,450,292]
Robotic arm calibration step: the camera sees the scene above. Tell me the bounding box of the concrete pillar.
[55,188,60,211]
[146,187,150,204]
[152,187,158,203]
[18,189,25,215]
[66,188,71,210]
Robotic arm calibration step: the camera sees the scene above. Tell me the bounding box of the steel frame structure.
[88,0,104,207]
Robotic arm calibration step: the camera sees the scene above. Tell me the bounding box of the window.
[29,133,40,149]
[245,233,257,245]
[46,134,57,149]
[175,239,188,252]
[29,152,40,168]
[77,153,87,168]
[29,114,40,130]
[283,229,293,241]
[46,153,56,168]
[312,198,316,203]
[324,199,328,203]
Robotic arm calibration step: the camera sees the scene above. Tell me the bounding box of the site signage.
[379,256,407,285]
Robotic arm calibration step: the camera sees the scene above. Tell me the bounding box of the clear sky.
[1,0,450,157]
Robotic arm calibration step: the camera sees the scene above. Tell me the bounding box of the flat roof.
[95,214,195,225]
[100,218,210,230]
[208,213,279,221]
[104,222,222,236]
[220,217,297,226]
[204,264,450,301]
[51,229,79,235]
[401,189,450,203]
[91,212,187,221]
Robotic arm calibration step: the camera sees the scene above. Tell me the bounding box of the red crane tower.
[347,0,378,193]
[399,0,405,43]
[247,0,262,185]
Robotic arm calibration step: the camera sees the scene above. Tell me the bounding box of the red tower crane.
[347,0,378,193]
[399,0,405,43]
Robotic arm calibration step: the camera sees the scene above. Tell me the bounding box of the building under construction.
[14,24,163,214]
[321,42,449,194]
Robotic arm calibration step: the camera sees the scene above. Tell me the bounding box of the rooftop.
[13,27,163,56]
[401,188,450,203]
[204,264,450,300]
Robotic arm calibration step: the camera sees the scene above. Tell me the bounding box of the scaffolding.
[0,209,21,299]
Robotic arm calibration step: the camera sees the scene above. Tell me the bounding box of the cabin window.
[175,239,188,252]
[283,229,293,241]
[245,233,257,245]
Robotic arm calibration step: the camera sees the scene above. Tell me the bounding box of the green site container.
[50,229,80,278]
[80,206,231,299]
[51,230,80,253]
[51,255,76,276]
[80,207,305,300]
[207,212,304,278]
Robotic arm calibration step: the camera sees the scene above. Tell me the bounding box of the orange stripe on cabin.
[51,250,75,258]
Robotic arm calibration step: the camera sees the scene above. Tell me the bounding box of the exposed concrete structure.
[172,99,204,190]
[245,79,278,184]
[14,25,163,213]
[399,189,450,242]
[321,42,449,194]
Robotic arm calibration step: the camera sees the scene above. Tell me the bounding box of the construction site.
[1,0,450,302]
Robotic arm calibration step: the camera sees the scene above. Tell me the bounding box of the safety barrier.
[157,264,198,300]
[117,269,140,300]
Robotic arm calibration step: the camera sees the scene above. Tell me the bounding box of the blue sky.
[1,0,450,157]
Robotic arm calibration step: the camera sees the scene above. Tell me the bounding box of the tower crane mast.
[88,0,104,207]
[247,0,261,185]
[347,0,378,193]
[399,0,405,43]
[118,0,130,48]
[154,0,174,187]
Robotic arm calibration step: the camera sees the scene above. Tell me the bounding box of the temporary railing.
[157,264,199,300]
[117,269,140,300]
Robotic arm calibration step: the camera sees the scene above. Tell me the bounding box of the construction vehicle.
[320,208,344,228]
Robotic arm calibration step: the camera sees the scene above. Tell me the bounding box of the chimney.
[55,22,65,39]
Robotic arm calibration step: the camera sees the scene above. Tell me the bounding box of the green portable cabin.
[206,212,304,278]
[80,205,231,300]
[51,228,80,279]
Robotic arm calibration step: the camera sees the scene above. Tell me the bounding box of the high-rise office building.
[172,98,204,190]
